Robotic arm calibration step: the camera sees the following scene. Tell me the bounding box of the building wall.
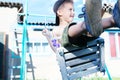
[0,7,18,80]
[101,32,120,77]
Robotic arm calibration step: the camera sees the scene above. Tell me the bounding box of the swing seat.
[56,37,112,80]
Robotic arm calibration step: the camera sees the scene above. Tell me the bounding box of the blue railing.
[20,0,28,80]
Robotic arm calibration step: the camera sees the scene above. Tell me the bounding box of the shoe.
[102,3,113,14]
[84,0,103,37]
[78,6,85,18]
[113,0,120,28]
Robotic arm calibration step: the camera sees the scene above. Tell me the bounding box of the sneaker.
[102,3,113,15]
[113,0,120,28]
[84,0,103,37]
[78,6,85,18]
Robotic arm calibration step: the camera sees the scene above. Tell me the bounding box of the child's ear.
[57,9,62,16]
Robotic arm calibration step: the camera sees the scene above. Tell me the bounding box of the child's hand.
[42,28,51,38]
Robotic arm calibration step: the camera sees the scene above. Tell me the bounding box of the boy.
[42,0,120,53]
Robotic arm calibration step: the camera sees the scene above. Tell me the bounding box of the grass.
[26,77,120,80]
[76,77,120,80]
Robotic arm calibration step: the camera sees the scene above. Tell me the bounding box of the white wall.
[101,32,120,77]
[0,7,18,33]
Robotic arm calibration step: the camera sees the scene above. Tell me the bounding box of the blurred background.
[0,0,120,80]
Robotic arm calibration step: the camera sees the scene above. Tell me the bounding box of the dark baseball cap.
[53,0,73,25]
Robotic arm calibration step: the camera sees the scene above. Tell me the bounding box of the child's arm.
[42,28,57,53]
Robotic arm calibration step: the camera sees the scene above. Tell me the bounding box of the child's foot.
[84,0,103,37]
[113,0,120,28]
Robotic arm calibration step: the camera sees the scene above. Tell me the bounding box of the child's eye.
[69,8,74,12]
[69,8,72,11]
[69,8,72,10]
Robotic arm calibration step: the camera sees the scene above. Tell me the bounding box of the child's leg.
[85,0,103,37]
[113,0,120,28]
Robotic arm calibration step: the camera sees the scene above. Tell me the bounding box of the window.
[27,41,50,55]
[109,33,116,57]
[109,32,120,58]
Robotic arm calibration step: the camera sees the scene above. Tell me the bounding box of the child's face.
[57,2,75,23]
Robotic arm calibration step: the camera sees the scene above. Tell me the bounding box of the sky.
[0,0,117,23]
[0,0,85,23]
[1,0,83,16]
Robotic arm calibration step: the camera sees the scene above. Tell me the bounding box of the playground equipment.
[1,0,118,80]
[11,0,111,80]
[56,38,112,80]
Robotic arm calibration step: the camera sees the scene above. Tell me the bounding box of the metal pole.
[20,0,28,79]
[105,64,112,80]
